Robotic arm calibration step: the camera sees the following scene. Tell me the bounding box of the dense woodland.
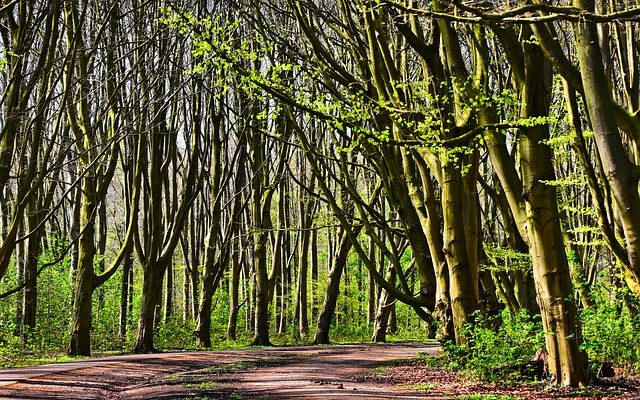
[1,0,640,388]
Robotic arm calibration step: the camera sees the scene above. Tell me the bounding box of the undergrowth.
[580,283,640,372]
[438,309,545,382]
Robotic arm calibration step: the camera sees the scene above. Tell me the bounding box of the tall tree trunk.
[519,38,586,386]
[572,0,640,296]
[164,263,174,322]
[367,235,377,325]
[119,240,133,339]
[69,178,98,356]
[372,265,395,342]
[314,229,358,344]
[134,262,166,353]
[227,242,242,341]
[311,226,319,321]
[22,194,45,341]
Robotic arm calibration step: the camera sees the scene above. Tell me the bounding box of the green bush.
[443,309,545,381]
[580,284,640,370]
[154,316,198,350]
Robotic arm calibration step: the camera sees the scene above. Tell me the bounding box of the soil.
[0,342,638,400]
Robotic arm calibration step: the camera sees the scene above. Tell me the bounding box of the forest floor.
[0,342,638,400]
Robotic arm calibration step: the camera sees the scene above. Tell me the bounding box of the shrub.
[580,284,640,371]
[443,309,545,381]
[154,317,198,350]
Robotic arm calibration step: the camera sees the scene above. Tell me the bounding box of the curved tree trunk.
[372,265,396,343]
[314,229,354,345]
[195,258,223,347]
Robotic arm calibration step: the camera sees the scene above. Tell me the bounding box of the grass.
[184,381,221,390]
[0,352,93,369]
[402,383,436,390]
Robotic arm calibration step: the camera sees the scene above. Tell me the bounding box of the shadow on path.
[0,342,440,400]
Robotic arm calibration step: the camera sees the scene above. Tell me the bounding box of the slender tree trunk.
[22,196,43,341]
[296,232,310,335]
[119,241,133,339]
[314,229,358,344]
[227,243,242,341]
[164,263,174,322]
[372,265,395,342]
[311,227,319,321]
[15,224,24,337]
[367,235,376,325]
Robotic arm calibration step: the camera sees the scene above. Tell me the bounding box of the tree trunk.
[68,178,98,357]
[119,241,133,339]
[22,195,43,341]
[311,227,319,321]
[134,262,166,353]
[252,243,271,345]
[164,263,174,322]
[572,1,640,296]
[296,230,310,335]
[196,257,224,347]
[314,229,356,344]
[367,235,376,325]
[441,160,479,344]
[372,265,395,342]
[227,243,242,341]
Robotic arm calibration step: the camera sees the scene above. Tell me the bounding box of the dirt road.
[0,342,439,399]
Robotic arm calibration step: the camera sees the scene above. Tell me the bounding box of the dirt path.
[0,342,439,399]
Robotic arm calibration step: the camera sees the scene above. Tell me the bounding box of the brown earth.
[0,343,638,400]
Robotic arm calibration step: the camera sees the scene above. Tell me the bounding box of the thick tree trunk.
[441,160,479,344]
[69,179,97,357]
[415,156,453,341]
[252,248,271,346]
[518,38,586,386]
[134,263,165,353]
[196,257,224,347]
[572,2,640,296]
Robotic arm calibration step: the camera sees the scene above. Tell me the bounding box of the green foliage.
[92,268,126,352]
[580,284,640,370]
[330,323,370,343]
[483,245,531,273]
[402,383,436,390]
[155,317,198,351]
[443,309,545,382]
[0,240,73,366]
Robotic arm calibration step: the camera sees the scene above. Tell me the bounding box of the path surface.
[0,342,439,399]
